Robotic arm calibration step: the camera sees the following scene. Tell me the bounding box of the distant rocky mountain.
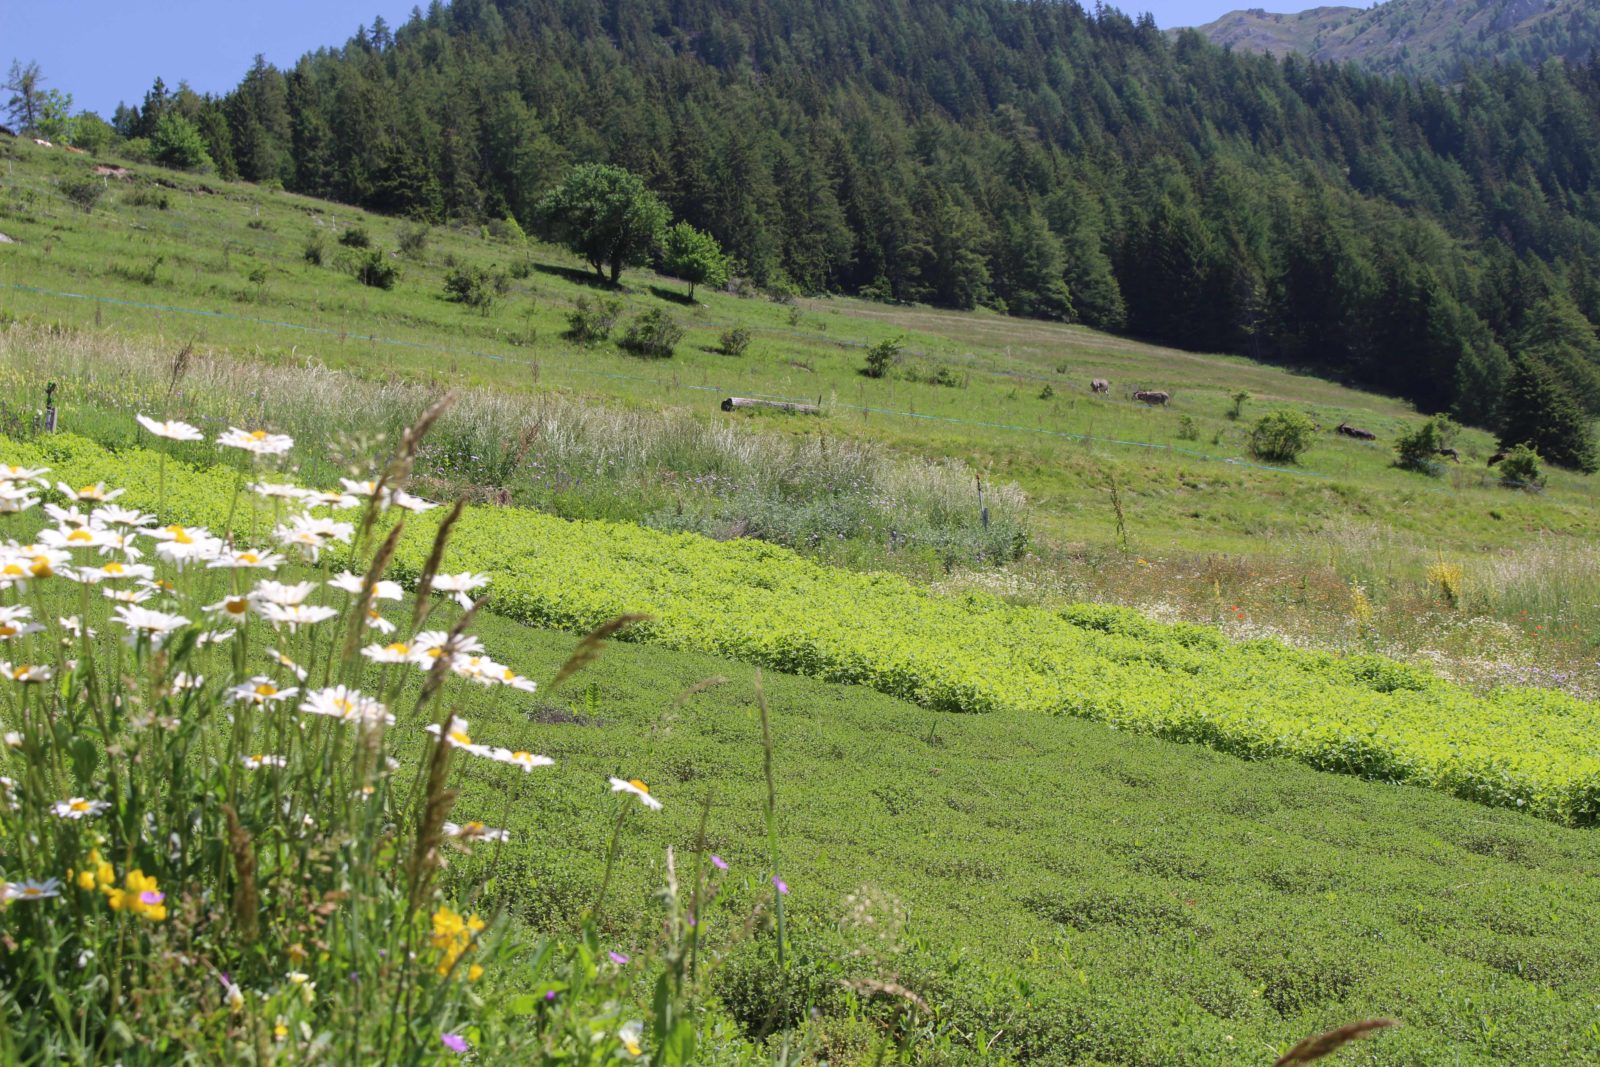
[1190,0,1600,80]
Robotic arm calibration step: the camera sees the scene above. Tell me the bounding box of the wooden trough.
[720,396,820,415]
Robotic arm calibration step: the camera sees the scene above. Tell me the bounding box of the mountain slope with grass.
[1192,0,1600,80]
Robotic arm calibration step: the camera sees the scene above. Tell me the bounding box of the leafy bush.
[1038,383,1054,400]
[1499,443,1544,489]
[124,187,170,211]
[564,295,622,344]
[444,265,496,312]
[302,233,326,266]
[1176,415,1198,440]
[620,308,684,358]
[60,176,104,213]
[1394,413,1457,474]
[862,336,903,379]
[717,326,752,357]
[1227,390,1251,421]
[397,223,429,257]
[485,215,526,242]
[338,225,372,249]
[1248,409,1315,464]
[354,248,398,289]
[149,112,212,171]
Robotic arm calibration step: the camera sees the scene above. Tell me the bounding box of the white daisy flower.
[193,628,236,646]
[204,595,255,621]
[263,648,309,682]
[112,606,190,643]
[411,630,485,664]
[361,640,414,664]
[431,571,490,608]
[91,504,156,529]
[217,427,294,455]
[102,587,153,605]
[250,481,305,501]
[0,485,40,514]
[59,616,97,638]
[339,477,384,500]
[443,821,510,842]
[257,603,339,630]
[1,662,53,684]
[609,777,663,810]
[241,754,288,770]
[0,464,49,486]
[137,415,204,442]
[207,548,285,570]
[485,747,553,772]
[3,731,21,747]
[249,581,317,606]
[365,609,396,635]
[0,618,43,640]
[52,797,110,819]
[296,489,357,509]
[55,481,125,504]
[495,666,539,693]
[299,686,392,725]
[69,561,155,585]
[39,526,111,551]
[169,671,204,691]
[388,490,438,513]
[424,716,491,756]
[92,530,146,560]
[148,526,223,567]
[42,503,91,527]
[327,572,403,600]
[3,878,62,901]
[227,677,299,706]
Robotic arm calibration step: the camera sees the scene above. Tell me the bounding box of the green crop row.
[15,432,1600,825]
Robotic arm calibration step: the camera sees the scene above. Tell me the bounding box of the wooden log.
[720,397,820,415]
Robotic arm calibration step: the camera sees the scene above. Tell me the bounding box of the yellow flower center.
[225,598,249,614]
[103,562,124,574]
[67,529,94,543]
[464,821,485,833]
[173,530,193,545]
[77,485,98,498]
[69,799,90,812]
[238,552,259,564]
[30,557,52,577]
[333,698,353,713]
[254,683,278,697]
[0,625,15,638]
[2,563,22,576]
[250,430,268,441]
[12,666,30,680]
[385,643,409,655]
[629,779,650,794]
[448,730,472,746]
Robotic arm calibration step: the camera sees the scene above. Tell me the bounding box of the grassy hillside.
[1189,0,1600,80]
[3,140,1598,690]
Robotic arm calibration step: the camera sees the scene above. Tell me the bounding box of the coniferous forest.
[114,0,1600,462]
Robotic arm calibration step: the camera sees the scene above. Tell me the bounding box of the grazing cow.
[33,138,52,148]
[1336,421,1377,441]
[1437,447,1461,463]
[1132,390,1170,406]
[1090,378,1109,394]
[1488,450,1509,467]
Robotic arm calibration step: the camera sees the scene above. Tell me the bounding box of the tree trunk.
[688,281,696,300]
[608,259,621,285]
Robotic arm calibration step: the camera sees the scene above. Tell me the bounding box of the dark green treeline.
[123,0,1600,454]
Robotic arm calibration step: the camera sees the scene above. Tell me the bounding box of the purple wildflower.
[710,855,728,871]
[608,951,630,965]
[442,1033,469,1053]
[140,891,164,906]
[772,875,789,896]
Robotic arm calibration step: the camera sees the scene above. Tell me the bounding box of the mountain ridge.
[1190,0,1598,80]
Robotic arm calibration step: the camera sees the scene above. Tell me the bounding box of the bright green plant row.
[17,432,1600,825]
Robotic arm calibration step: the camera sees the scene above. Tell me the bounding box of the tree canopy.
[537,163,668,285]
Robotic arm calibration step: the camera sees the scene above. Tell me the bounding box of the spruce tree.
[1499,356,1598,472]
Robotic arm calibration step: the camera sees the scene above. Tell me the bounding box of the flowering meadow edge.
[14,431,1600,826]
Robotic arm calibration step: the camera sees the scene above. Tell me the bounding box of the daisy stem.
[590,802,632,928]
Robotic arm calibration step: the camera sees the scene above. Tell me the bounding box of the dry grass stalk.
[674,675,728,706]
[1273,1019,1396,1066]
[548,614,654,691]
[840,978,929,1013]
[223,803,259,943]
[410,499,466,631]
[340,520,405,666]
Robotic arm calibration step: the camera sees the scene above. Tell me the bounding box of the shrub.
[1177,415,1199,441]
[303,233,326,266]
[1248,409,1315,464]
[862,335,904,379]
[124,187,170,211]
[60,176,104,213]
[718,326,752,357]
[444,265,496,312]
[354,248,398,290]
[338,225,372,249]
[1038,383,1054,400]
[1394,413,1457,474]
[619,307,684,359]
[1227,390,1251,421]
[485,215,526,242]
[564,295,622,344]
[149,112,212,171]
[1498,443,1544,490]
[397,223,429,257]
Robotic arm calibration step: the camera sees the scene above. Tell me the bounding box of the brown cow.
[1090,378,1109,394]
[1133,390,1170,406]
[1336,421,1377,441]
[1488,450,1509,467]
[1437,447,1460,463]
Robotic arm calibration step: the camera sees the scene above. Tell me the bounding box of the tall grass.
[0,323,1028,567]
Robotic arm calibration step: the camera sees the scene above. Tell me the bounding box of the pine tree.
[1499,356,1598,472]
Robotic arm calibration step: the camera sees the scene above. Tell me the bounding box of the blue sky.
[4,0,1373,120]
